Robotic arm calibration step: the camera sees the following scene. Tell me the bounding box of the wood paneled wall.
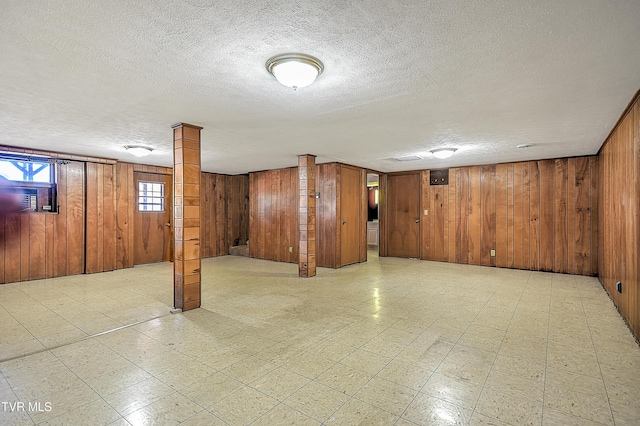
[316,163,368,268]
[200,173,249,258]
[422,157,598,276]
[200,173,229,258]
[316,163,338,268]
[226,174,249,248]
[249,167,299,263]
[115,162,136,269]
[598,95,639,338]
[251,163,366,269]
[85,162,117,274]
[0,161,85,283]
[0,147,250,284]
[200,172,227,258]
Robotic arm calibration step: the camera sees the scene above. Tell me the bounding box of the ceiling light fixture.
[125,145,153,157]
[266,53,324,89]
[430,148,457,159]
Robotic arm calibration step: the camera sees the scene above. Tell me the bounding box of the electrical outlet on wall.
[289,246,293,253]
[491,249,496,257]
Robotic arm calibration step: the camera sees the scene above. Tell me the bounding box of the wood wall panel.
[513,162,524,269]
[421,171,430,259]
[378,173,388,257]
[199,172,249,257]
[0,151,249,284]
[506,164,514,268]
[554,159,569,273]
[200,172,227,258]
[522,162,531,269]
[249,167,298,263]
[529,161,541,271]
[495,164,508,268]
[316,163,339,268]
[21,215,31,280]
[115,162,135,269]
[0,161,85,284]
[4,215,21,282]
[251,162,365,269]
[133,164,173,175]
[65,162,86,276]
[538,160,555,272]
[468,166,482,265]
[480,165,495,267]
[457,168,470,264]
[359,167,368,264]
[53,164,69,277]
[430,178,445,261]
[85,162,116,274]
[447,169,457,262]
[598,95,639,339]
[589,156,599,277]
[226,174,249,248]
[420,157,597,276]
[28,214,45,280]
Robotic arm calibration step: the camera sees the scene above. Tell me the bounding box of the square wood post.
[298,154,316,277]
[172,123,202,310]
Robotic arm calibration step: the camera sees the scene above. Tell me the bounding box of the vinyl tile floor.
[0,253,639,425]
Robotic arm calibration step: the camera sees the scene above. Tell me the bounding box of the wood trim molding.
[0,144,117,165]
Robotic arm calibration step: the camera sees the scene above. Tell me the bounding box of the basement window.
[0,156,54,184]
[0,154,58,212]
[138,181,164,212]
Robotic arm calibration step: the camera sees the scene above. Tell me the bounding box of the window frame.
[137,180,165,213]
[0,154,56,185]
[0,153,59,213]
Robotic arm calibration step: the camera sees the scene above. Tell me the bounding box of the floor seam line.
[0,312,173,363]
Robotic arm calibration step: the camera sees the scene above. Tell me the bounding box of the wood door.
[134,172,172,265]
[387,173,421,258]
[340,165,363,266]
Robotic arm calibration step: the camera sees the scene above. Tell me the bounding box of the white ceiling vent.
[389,156,422,162]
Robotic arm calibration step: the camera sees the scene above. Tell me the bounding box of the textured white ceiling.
[1,0,639,174]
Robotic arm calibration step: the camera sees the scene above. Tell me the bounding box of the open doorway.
[366,173,380,254]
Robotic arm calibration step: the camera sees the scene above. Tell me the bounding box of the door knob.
[342,220,347,225]
[166,222,171,227]
[415,219,420,223]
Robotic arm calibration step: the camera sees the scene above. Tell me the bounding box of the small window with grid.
[138,181,164,212]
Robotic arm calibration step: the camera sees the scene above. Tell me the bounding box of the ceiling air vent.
[389,156,421,162]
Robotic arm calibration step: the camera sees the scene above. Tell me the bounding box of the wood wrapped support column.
[298,154,316,277]
[172,123,202,310]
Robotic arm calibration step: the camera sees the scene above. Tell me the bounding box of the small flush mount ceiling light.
[266,53,324,89]
[125,145,153,157]
[430,148,457,159]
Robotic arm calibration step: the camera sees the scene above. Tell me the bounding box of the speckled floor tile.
[283,381,350,423]
[208,386,278,425]
[0,254,638,425]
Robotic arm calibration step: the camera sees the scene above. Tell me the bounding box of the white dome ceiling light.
[266,53,324,90]
[430,148,457,159]
[125,145,153,157]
